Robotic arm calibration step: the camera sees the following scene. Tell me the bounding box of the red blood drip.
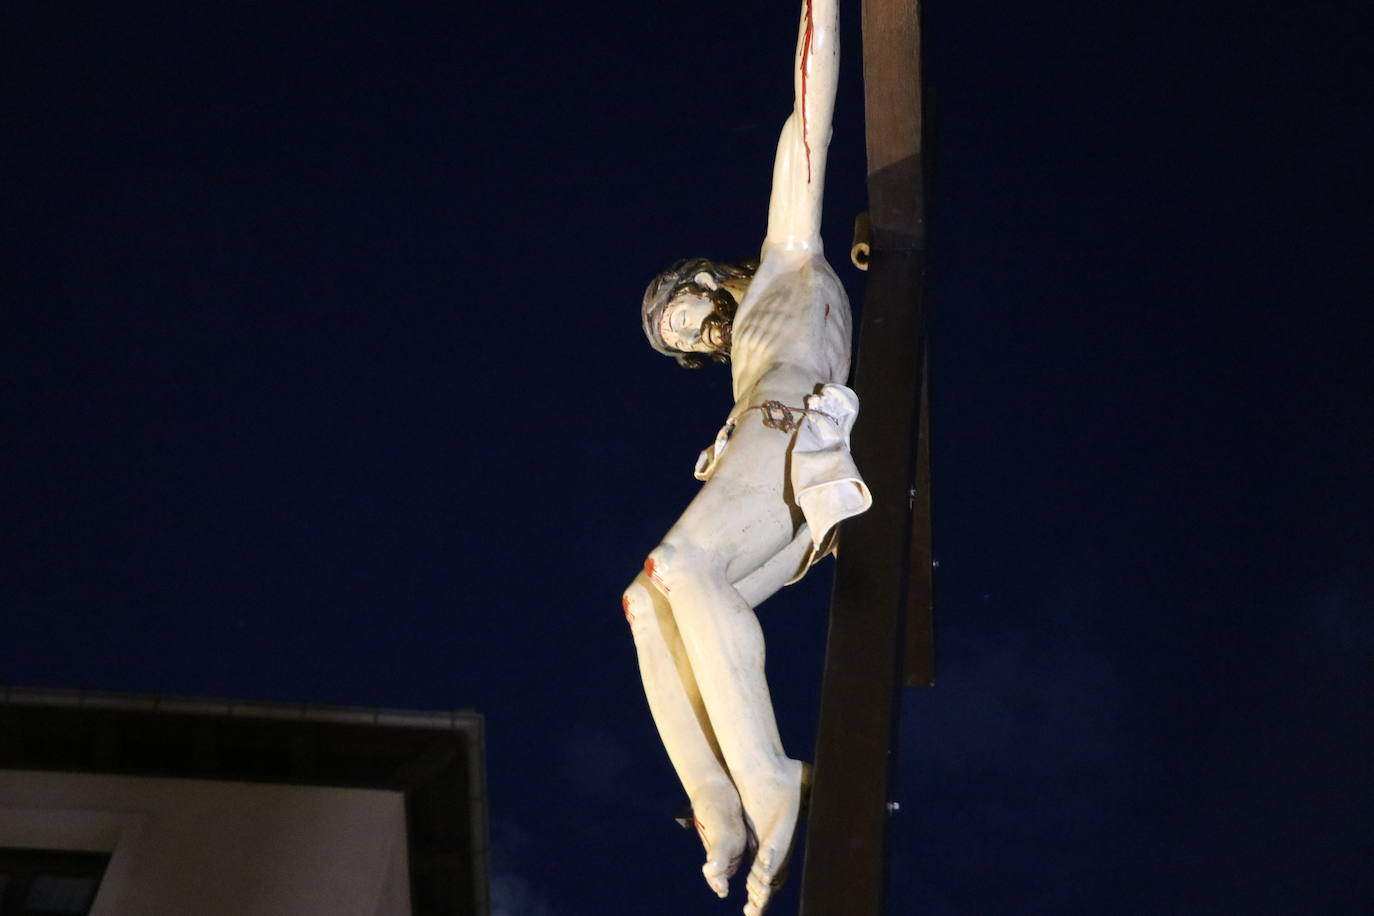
[800,0,815,184]
[645,556,670,592]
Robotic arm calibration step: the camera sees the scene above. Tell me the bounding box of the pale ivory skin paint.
[623,2,868,913]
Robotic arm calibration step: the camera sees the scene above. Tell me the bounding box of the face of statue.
[659,292,720,353]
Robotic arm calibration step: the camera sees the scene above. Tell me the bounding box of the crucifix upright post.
[797,0,930,912]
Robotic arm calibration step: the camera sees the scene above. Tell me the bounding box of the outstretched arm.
[764,0,840,251]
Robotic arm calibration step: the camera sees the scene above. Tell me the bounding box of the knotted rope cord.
[748,400,835,434]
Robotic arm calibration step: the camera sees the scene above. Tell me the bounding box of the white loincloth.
[693,383,872,583]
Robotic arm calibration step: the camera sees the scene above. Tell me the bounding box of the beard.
[700,285,738,354]
[701,312,731,352]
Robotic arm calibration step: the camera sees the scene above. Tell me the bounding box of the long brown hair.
[640,257,758,368]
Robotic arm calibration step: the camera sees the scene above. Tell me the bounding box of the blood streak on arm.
[800,0,815,184]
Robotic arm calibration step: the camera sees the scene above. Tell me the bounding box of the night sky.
[4,1,1372,914]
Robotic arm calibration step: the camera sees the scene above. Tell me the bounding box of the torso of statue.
[730,247,852,410]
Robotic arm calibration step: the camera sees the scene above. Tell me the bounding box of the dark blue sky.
[4,1,1371,913]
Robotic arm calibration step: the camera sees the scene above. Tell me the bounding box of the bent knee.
[621,573,664,633]
[644,541,722,595]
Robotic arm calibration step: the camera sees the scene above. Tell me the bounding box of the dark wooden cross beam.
[797,0,931,912]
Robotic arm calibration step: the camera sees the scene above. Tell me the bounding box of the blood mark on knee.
[645,555,670,592]
[622,594,635,625]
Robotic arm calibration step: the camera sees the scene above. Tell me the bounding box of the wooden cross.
[797,0,932,912]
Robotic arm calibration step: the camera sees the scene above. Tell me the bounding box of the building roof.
[0,687,489,916]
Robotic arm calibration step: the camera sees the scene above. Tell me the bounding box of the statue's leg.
[644,421,808,915]
[732,524,813,608]
[623,572,747,896]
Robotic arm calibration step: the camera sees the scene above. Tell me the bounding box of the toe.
[702,861,730,899]
[744,860,775,915]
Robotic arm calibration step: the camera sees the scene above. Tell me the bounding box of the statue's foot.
[691,783,747,899]
[741,759,809,916]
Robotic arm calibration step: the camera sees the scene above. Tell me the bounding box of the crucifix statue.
[622,2,869,913]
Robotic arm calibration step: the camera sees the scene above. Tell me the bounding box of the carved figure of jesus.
[622,2,870,913]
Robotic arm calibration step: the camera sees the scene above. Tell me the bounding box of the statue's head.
[641,258,758,368]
